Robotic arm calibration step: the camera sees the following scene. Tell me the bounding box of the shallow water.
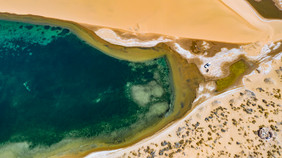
[0,20,172,150]
[216,60,249,92]
[246,0,282,19]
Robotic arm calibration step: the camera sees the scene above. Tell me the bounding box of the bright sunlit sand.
[0,0,281,43]
[0,0,281,158]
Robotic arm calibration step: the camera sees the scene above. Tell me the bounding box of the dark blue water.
[0,20,172,147]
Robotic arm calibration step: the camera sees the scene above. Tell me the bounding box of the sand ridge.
[0,0,281,43]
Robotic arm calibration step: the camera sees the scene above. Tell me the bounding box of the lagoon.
[0,20,172,150]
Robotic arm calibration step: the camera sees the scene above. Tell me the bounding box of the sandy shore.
[0,0,281,157]
[86,52,282,158]
[93,26,281,79]
[0,13,206,158]
[0,0,281,43]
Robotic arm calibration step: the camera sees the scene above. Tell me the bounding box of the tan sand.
[273,0,282,10]
[170,40,282,79]
[0,0,281,157]
[221,0,282,42]
[0,13,205,158]
[0,0,281,43]
[87,52,282,158]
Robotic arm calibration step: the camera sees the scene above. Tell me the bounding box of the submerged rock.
[130,81,165,107]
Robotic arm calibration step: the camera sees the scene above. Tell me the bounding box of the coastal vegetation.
[216,60,249,91]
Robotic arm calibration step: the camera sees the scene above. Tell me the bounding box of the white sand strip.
[95,28,172,47]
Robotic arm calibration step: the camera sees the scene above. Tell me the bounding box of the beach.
[0,0,281,157]
[86,52,282,158]
[0,14,205,158]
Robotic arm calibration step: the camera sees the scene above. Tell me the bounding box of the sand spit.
[87,52,282,158]
[221,0,282,42]
[0,0,281,43]
[92,24,281,80]
[94,28,172,47]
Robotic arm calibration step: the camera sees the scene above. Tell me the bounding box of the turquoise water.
[0,20,172,148]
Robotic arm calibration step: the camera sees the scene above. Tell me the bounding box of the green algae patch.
[246,0,282,19]
[216,60,249,92]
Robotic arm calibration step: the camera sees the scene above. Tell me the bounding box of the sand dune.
[0,0,281,43]
[0,0,281,158]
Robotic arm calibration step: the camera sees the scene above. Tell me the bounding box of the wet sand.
[88,52,282,158]
[0,0,281,157]
[0,0,281,43]
[0,13,205,158]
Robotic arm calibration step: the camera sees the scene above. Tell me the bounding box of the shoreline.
[88,52,281,157]
[85,87,244,158]
[0,13,204,158]
[0,0,281,157]
[0,0,281,43]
